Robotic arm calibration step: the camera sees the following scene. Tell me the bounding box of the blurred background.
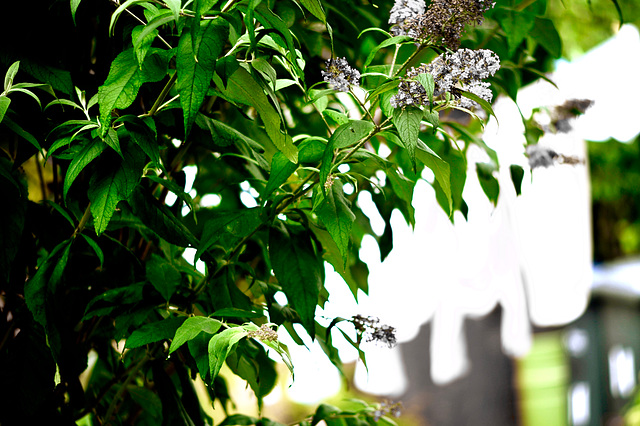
[180,1,640,425]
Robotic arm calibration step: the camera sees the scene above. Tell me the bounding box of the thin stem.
[389,44,400,78]
[393,44,429,78]
[221,0,240,13]
[349,88,374,122]
[146,72,178,117]
[124,8,172,49]
[103,353,150,425]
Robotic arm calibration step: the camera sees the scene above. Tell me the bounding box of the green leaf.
[71,0,82,24]
[132,25,159,68]
[216,66,298,163]
[165,0,181,21]
[496,9,536,56]
[146,253,182,301]
[460,90,497,122]
[109,0,153,35]
[170,316,223,354]
[385,166,416,226]
[299,0,326,23]
[312,404,341,426]
[129,187,199,247]
[121,116,161,168]
[392,106,422,169]
[88,143,145,235]
[416,141,452,213]
[145,175,196,217]
[208,327,248,379]
[322,109,350,126]
[219,415,259,426]
[364,35,412,67]
[4,61,20,91]
[2,116,43,153]
[510,164,524,196]
[63,138,106,199]
[212,308,264,318]
[126,316,187,349]
[0,95,10,123]
[262,152,297,200]
[269,226,323,338]
[414,72,434,107]
[134,10,175,44]
[196,208,263,260]
[315,180,355,269]
[529,17,562,58]
[320,120,375,195]
[476,162,499,205]
[103,127,122,156]
[24,239,72,328]
[79,234,104,267]
[176,19,229,138]
[98,48,169,136]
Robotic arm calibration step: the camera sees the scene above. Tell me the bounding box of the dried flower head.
[391,48,500,110]
[372,400,403,421]
[397,0,496,48]
[388,0,426,36]
[352,315,397,348]
[321,58,361,92]
[526,144,584,169]
[247,324,279,342]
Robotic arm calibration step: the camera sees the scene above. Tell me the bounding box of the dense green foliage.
[0,0,590,424]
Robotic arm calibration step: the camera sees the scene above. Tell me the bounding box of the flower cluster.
[388,0,426,37]
[352,315,397,348]
[391,48,500,109]
[394,0,496,48]
[371,400,403,421]
[247,324,279,342]
[321,57,361,92]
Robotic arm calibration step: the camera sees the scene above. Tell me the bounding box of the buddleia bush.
[0,0,568,424]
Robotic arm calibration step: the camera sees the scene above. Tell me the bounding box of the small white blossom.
[321,58,361,92]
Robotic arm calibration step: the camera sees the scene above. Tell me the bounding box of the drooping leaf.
[0,95,10,123]
[385,166,416,227]
[121,116,162,168]
[495,9,536,56]
[215,66,298,163]
[208,327,248,379]
[529,17,562,58]
[312,404,341,426]
[146,253,182,301]
[269,226,323,338]
[70,0,82,24]
[88,143,146,235]
[170,316,223,354]
[320,120,375,195]
[510,164,525,196]
[2,116,43,153]
[63,138,106,199]
[98,48,169,136]
[299,0,326,23]
[262,152,297,200]
[126,316,187,349]
[176,19,229,138]
[476,162,500,205]
[79,234,104,268]
[416,141,452,213]
[129,187,199,247]
[392,106,422,169]
[314,180,355,269]
[196,208,263,261]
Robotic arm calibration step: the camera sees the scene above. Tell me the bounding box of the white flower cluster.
[391,48,500,110]
[321,57,361,92]
[388,0,426,36]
